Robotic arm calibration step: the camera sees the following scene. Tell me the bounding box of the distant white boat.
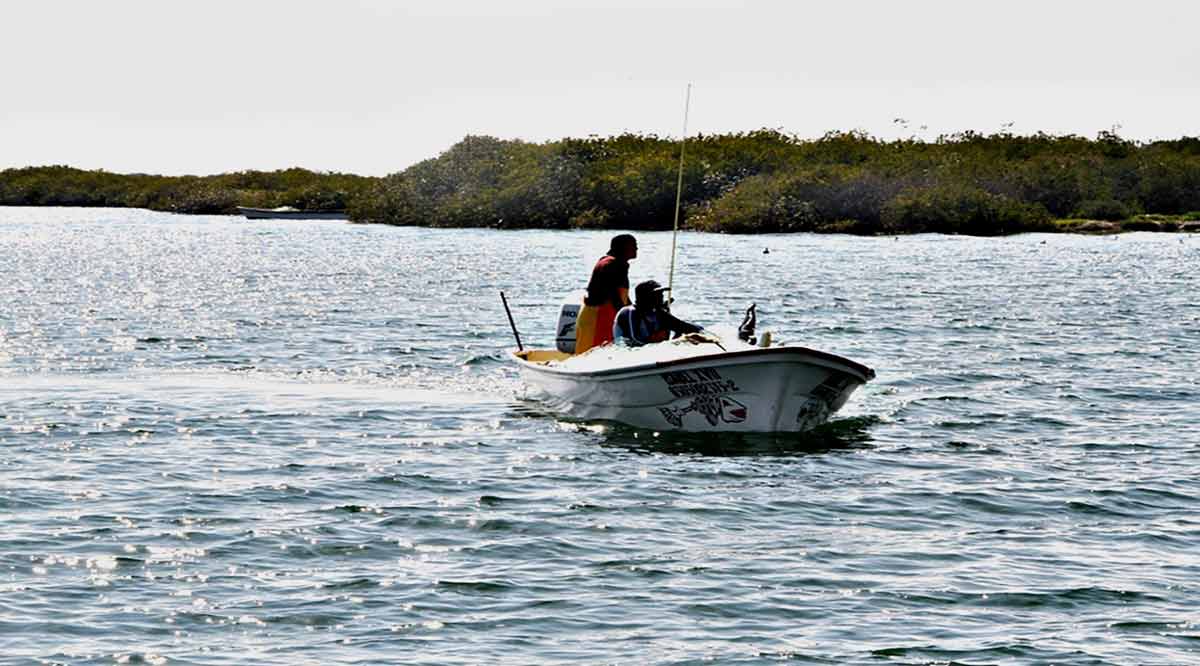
[237,206,347,220]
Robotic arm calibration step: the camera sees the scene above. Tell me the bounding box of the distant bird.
[763,247,770,254]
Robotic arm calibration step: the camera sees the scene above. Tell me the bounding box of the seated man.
[613,280,703,346]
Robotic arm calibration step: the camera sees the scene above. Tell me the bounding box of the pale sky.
[2,0,1197,176]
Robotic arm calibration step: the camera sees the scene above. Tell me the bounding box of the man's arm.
[663,312,703,337]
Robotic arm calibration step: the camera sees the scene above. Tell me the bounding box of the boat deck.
[516,350,571,364]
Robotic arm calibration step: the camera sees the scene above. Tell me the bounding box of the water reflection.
[510,400,878,456]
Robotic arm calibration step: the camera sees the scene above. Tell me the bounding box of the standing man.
[574,234,637,354]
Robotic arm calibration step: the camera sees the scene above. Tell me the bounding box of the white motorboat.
[237,206,348,220]
[509,91,878,433]
[512,330,874,433]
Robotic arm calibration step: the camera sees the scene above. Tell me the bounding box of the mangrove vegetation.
[4,131,1200,235]
[0,166,370,215]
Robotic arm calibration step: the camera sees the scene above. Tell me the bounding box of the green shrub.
[1120,218,1174,232]
[686,166,898,234]
[0,165,369,215]
[6,129,1200,236]
[568,207,610,229]
[1010,154,1107,217]
[686,172,820,233]
[813,219,879,234]
[1134,152,1200,214]
[882,184,1052,235]
[1072,198,1137,221]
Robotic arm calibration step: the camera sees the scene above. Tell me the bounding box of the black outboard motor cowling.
[738,304,757,345]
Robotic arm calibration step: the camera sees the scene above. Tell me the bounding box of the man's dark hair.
[609,234,636,255]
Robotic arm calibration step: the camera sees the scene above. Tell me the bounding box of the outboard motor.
[555,292,584,353]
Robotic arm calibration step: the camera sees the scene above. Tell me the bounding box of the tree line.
[4,131,1200,234]
[0,166,370,215]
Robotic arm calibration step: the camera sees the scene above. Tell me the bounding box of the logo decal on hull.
[660,395,748,428]
[796,374,853,428]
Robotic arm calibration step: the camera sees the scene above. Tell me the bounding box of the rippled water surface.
[2,207,1199,665]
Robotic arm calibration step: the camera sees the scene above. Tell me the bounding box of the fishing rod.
[666,83,691,303]
[499,291,523,351]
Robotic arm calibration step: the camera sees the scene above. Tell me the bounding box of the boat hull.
[237,207,348,220]
[514,346,873,433]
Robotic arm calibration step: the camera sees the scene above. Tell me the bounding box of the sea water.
[2,207,1198,664]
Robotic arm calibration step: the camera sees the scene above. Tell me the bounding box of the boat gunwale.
[513,345,875,382]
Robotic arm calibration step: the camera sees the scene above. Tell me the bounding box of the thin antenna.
[667,84,691,301]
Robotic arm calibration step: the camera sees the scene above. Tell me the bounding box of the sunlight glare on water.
[1,207,1199,664]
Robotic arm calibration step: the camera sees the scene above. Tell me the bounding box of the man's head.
[634,280,669,310]
[609,234,638,261]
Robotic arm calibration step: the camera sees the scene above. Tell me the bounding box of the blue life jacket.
[613,306,702,346]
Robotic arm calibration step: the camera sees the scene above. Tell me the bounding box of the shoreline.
[4,131,1200,236]
[2,203,1197,236]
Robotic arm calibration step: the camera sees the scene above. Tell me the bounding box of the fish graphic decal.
[659,395,747,427]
